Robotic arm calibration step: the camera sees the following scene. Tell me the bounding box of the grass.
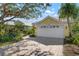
[0,40,20,47]
[0,42,14,47]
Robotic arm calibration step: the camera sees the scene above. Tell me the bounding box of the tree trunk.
[67,17,72,37]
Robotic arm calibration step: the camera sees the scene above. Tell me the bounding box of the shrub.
[27,28,36,37]
[30,34,36,37]
[0,21,33,43]
[71,33,79,45]
[0,24,24,42]
[14,32,23,41]
[0,34,14,42]
[0,31,23,42]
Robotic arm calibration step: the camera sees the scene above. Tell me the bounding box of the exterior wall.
[59,18,69,37]
[34,23,69,38]
[35,24,64,38]
[64,24,69,37]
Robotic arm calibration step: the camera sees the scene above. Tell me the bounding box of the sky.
[45,3,61,17]
[27,3,61,23]
[7,3,61,26]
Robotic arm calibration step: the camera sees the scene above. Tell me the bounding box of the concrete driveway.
[29,37,64,55]
[29,37,64,45]
[0,37,64,56]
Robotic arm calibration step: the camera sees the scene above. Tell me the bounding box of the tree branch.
[1,4,27,23]
[3,16,15,22]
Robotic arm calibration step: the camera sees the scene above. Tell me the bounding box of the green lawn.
[0,42,13,47]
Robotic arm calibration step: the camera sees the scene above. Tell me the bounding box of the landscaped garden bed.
[64,38,79,56]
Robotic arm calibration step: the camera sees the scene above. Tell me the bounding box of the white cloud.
[45,10,59,18]
[45,10,51,13]
[45,10,55,14]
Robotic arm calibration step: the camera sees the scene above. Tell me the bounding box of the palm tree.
[58,3,78,37]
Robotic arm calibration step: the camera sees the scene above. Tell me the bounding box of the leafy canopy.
[0,3,51,23]
[58,3,79,19]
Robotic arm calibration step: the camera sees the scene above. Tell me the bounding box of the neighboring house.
[33,16,69,38]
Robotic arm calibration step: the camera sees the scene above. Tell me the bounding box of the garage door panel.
[35,28,64,38]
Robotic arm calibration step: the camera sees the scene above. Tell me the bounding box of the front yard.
[0,38,54,56]
[0,37,64,56]
[1,36,79,56]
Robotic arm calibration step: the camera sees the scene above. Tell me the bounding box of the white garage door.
[35,25,64,38]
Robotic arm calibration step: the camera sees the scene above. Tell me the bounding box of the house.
[33,16,69,38]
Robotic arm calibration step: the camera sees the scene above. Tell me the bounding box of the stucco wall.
[64,24,69,37]
[35,25,64,38]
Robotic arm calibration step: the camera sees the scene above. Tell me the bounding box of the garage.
[35,25,64,38]
[33,16,65,38]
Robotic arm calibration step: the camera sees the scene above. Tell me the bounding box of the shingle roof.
[32,16,60,25]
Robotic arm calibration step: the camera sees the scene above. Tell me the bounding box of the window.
[41,26,44,28]
[41,25,59,28]
[43,26,46,28]
[53,26,55,28]
[56,26,59,28]
[41,26,46,28]
[50,26,53,28]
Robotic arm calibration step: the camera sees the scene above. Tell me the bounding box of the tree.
[58,3,79,37]
[0,3,51,24]
[14,20,25,32]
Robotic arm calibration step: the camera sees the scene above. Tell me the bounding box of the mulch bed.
[63,38,79,56]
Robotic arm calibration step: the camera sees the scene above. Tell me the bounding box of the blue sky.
[22,3,61,25]
[7,3,61,25]
[45,3,61,17]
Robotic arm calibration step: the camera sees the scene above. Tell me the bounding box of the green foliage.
[59,3,78,19]
[14,20,25,32]
[72,22,79,33]
[0,3,51,24]
[0,34,14,42]
[0,21,25,42]
[70,22,79,45]
[14,32,23,41]
[0,3,50,43]
[59,3,79,37]
[29,27,36,37]
[71,33,79,45]
[0,20,36,42]
[0,32,23,42]
[23,26,36,37]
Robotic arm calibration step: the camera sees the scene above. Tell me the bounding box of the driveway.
[29,37,64,45]
[0,37,64,56]
[29,37,64,56]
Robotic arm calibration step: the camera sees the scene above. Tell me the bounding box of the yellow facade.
[34,16,69,37]
[38,17,59,25]
[64,24,69,37]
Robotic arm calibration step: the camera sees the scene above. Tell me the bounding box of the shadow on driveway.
[0,48,5,56]
[28,37,64,45]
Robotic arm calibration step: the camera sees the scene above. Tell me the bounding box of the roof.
[32,16,60,25]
